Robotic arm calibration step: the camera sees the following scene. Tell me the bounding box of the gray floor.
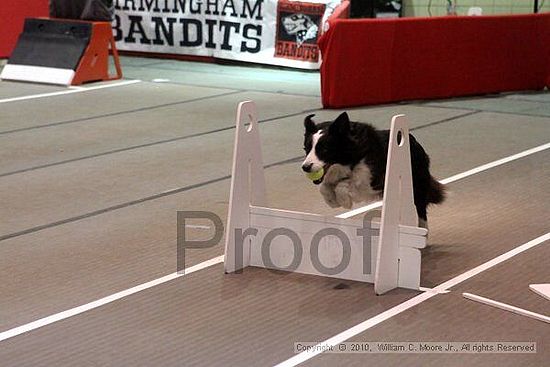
[0,57,548,366]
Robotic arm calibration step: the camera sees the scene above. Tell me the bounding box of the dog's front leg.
[334,179,353,209]
[320,182,340,208]
[320,164,353,208]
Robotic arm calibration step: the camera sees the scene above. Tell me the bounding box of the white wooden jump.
[223,101,427,295]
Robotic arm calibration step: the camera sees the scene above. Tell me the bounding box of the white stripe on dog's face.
[302,131,325,171]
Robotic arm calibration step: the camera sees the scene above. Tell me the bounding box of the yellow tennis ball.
[306,167,324,181]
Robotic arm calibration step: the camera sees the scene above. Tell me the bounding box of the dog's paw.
[324,164,352,186]
[320,182,340,208]
[334,180,353,209]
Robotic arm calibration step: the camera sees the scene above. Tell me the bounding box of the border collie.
[302,112,445,226]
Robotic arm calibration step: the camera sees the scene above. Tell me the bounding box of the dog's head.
[301,112,356,184]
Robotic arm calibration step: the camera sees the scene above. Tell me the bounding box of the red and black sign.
[275,0,325,63]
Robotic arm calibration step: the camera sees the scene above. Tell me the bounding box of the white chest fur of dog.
[319,163,381,209]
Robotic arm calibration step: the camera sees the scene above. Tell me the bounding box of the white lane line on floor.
[185,225,212,230]
[0,80,141,104]
[439,142,550,185]
[0,255,224,343]
[274,232,550,367]
[418,287,450,294]
[0,142,548,343]
[337,141,550,219]
[462,292,550,324]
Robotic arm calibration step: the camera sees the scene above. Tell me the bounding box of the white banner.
[112,0,341,69]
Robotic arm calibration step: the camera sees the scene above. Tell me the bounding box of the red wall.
[0,0,49,58]
[319,13,550,108]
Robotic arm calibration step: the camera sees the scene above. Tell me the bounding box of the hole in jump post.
[397,129,404,147]
[246,113,254,132]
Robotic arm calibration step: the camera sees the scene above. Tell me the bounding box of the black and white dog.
[302,112,445,226]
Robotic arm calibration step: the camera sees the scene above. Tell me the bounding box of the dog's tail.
[427,176,446,205]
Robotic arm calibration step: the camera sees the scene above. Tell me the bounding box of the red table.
[319,13,550,108]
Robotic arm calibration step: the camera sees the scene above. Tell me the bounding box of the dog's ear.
[304,114,318,134]
[329,112,350,136]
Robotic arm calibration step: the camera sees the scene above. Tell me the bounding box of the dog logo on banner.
[275,0,325,63]
[282,13,318,46]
